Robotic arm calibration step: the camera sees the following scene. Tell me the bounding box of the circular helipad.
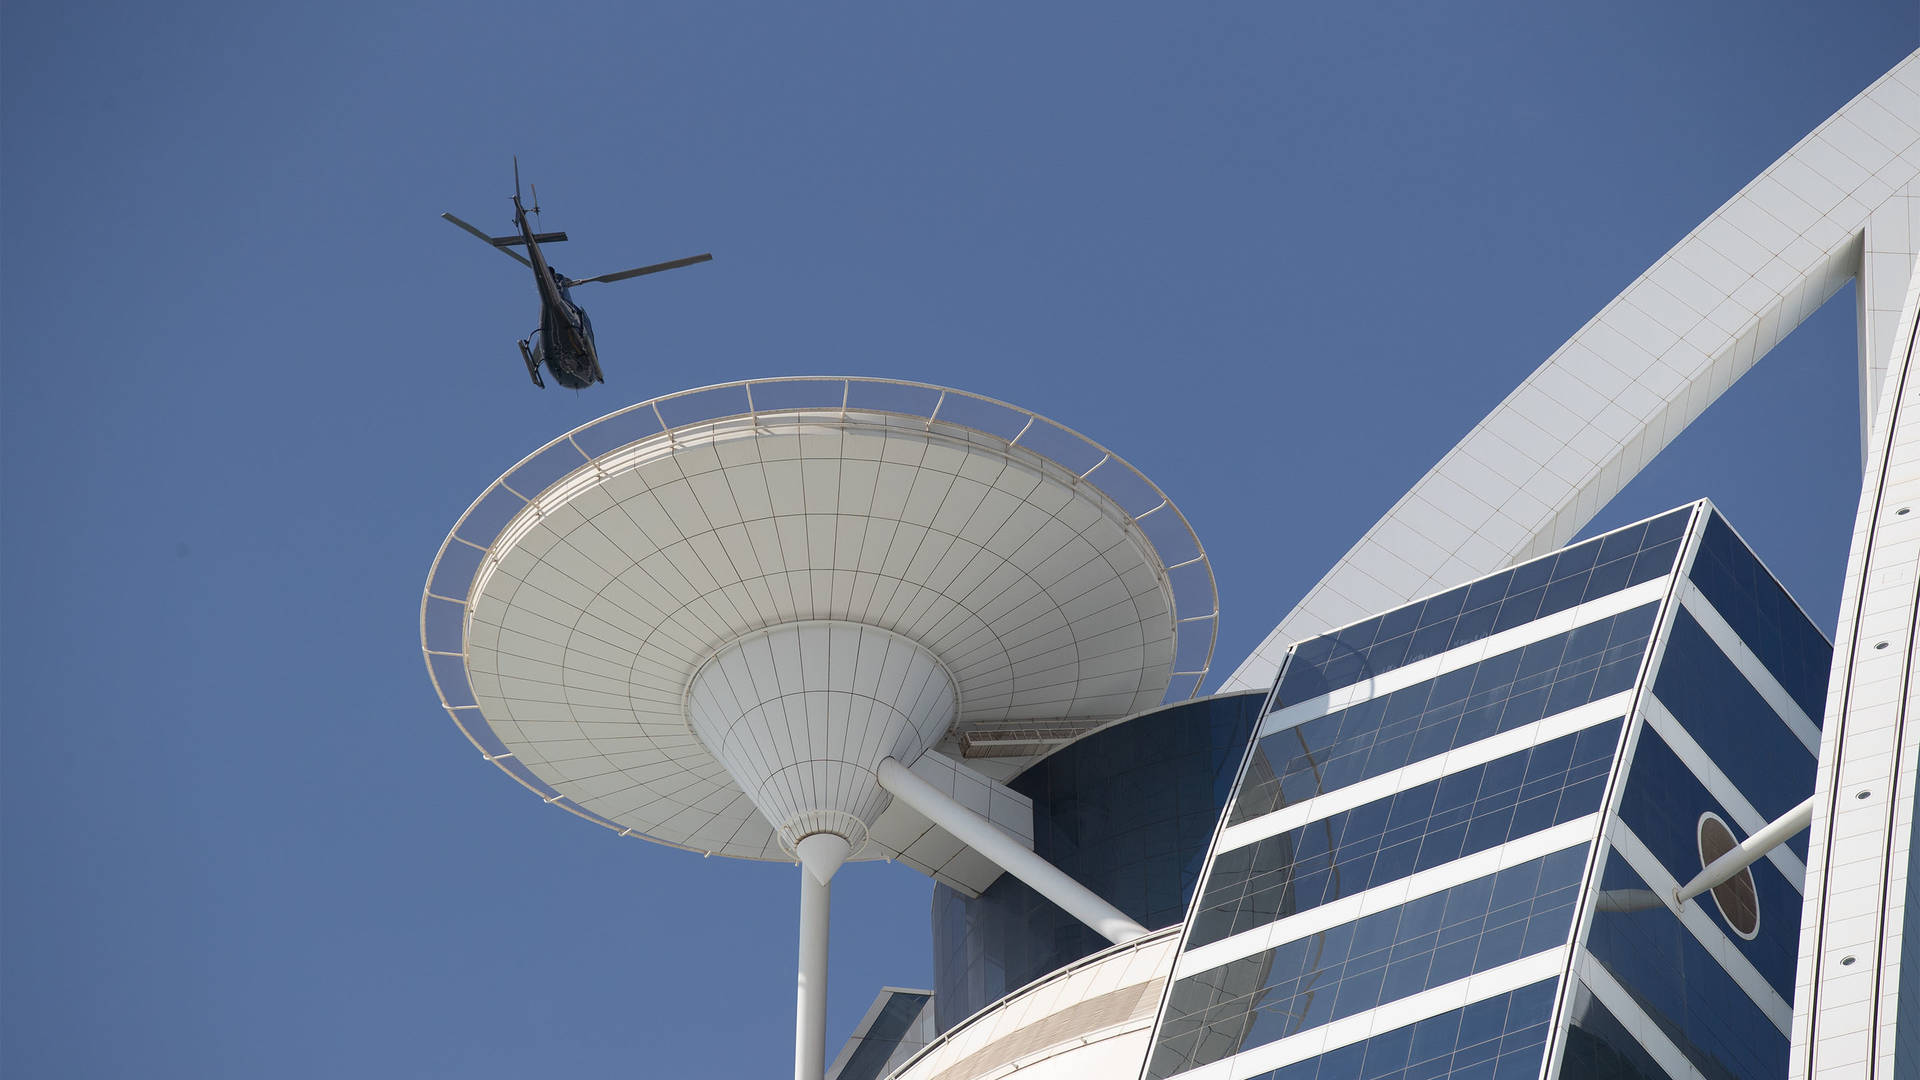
[422,378,1216,860]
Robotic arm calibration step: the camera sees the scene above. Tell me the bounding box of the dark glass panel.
[1686,511,1832,722]
[1652,610,1815,830]
[1272,510,1689,708]
[1234,608,1654,825]
[1585,854,1787,1080]
[1190,724,1617,949]
[1151,851,1581,1075]
[1615,726,1804,998]
[1560,982,1678,1080]
[929,692,1263,1031]
[828,991,934,1080]
[1553,537,1603,579]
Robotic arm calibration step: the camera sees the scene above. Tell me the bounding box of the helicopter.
[442,160,711,389]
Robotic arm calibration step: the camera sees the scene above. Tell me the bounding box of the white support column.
[795,850,834,1080]
[876,757,1148,945]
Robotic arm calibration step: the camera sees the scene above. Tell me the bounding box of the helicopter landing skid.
[517,339,546,389]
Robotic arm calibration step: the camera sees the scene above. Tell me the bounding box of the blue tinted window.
[930,693,1263,1031]
[1189,723,1618,949]
[1210,980,1560,1080]
[830,991,933,1080]
[1653,610,1816,834]
[1585,854,1787,1080]
[1235,606,1656,824]
[1150,852,1585,1077]
[1561,982,1677,1080]
[1688,512,1832,723]
[1275,509,1690,707]
[1616,727,1804,998]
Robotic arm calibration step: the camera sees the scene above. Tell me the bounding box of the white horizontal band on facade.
[1220,693,1630,855]
[1261,577,1670,739]
[1572,951,1713,1080]
[1607,824,1793,1033]
[1177,815,1600,981]
[1166,948,1571,1080]
[1641,697,1807,889]
[1676,583,1822,753]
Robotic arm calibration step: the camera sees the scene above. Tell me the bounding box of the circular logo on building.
[1697,812,1759,939]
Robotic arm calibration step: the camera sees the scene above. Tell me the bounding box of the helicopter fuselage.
[513,194,603,389]
[528,281,601,389]
[443,160,709,391]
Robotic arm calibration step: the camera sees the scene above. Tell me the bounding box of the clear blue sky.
[3,4,1914,1077]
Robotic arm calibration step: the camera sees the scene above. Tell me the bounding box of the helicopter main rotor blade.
[568,253,713,286]
[442,212,532,268]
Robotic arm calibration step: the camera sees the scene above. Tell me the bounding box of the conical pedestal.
[686,620,957,865]
[687,621,957,1080]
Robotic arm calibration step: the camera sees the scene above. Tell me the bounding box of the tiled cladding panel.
[1243,980,1559,1080]
[930,693,1262,1032]
[1616,727,1803,998]
[1652,608,1819,846]
[1272,509,1689,708]
[1190,721,1619,949]
[1585,854,1788,1080]
[1560,981,1677,1080]
[1150,847,1587,1079]
[1686,512,1831,722]
[1232,606,1657,825]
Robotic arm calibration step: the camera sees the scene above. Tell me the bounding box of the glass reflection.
[1236,606,1654,824]
[1154,848,1586,1075]
[1192,722,1618,948]
[1275,508,1689,707]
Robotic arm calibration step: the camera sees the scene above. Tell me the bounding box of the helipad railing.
[420,376,1220,849]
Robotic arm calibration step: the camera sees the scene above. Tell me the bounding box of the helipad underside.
[422,378,1217,862]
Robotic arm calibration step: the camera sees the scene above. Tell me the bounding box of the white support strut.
[1675,796,1815,906]
[875,757,1148,945]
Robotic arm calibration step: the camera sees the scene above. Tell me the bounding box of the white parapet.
[886,928,1180,1080]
